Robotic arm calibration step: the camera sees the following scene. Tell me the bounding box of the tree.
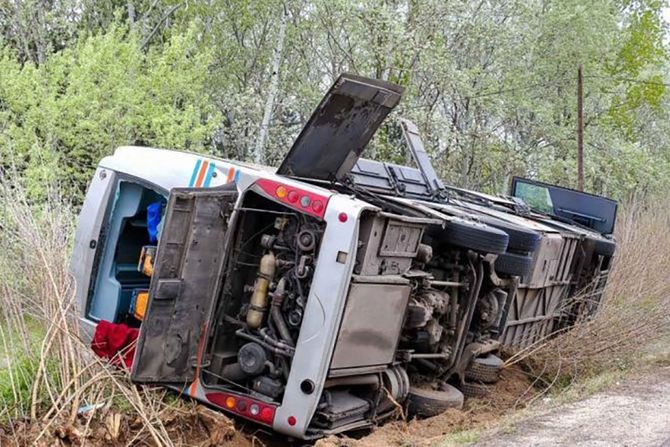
[1,0,669,202]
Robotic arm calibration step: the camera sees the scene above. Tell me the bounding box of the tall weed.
[0,180,202,445]
[507,199,670,395]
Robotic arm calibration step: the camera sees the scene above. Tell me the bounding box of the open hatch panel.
[131,187,237,383]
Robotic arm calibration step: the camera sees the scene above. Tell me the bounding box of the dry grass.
[0,180,244,446]
[506,198,670,396]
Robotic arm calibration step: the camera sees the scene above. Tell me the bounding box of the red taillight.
[260,407,275,424]
[255,178,329,219]
[312,200,324,213]
[206,392,277,426]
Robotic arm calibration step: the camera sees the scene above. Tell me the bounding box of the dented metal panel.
[501,232,581,347]
[501,284,570,347]
[524,234,567,288]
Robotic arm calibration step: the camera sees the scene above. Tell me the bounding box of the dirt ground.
[0,365,535,446]
[472,366,670,447]
[5,365,670,446]
[316,365,535,447]
[0,404,254,447]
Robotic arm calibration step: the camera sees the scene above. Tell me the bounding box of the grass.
[0,350,41,419]
[439,429,482,446]
[550,370,627,405]
[636,334,670,367]
[0,180,218,446]
[0,319,59,422]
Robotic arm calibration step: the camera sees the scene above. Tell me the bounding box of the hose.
[270,277,295,347]
[259,327,294,352]
[235,329,293,357]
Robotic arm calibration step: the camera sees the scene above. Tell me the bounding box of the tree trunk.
[255,6,288,165]
[127,1,136,30]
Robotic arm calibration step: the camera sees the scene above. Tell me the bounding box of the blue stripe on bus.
[188,159,202,187]
[233,170,240,183]
[203,162,217,187]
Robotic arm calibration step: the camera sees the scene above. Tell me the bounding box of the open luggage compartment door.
[131,187,237,383]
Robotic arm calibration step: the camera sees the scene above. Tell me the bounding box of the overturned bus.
[350,120,617,350]
[70,74,616,439]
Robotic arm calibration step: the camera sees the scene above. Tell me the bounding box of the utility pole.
[576,64,584,191]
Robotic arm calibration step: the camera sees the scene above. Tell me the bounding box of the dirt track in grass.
[472,366,670,447]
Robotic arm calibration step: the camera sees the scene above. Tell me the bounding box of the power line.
[467,78,574,99]
[587,75,670,88]
[466,73,670,100]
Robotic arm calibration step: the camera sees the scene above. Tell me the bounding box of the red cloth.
[91,320,139,369]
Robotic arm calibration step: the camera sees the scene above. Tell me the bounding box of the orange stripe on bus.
[195,160,209,187]
[226,167,235,183]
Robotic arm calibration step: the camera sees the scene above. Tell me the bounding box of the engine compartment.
[203,191,326,403]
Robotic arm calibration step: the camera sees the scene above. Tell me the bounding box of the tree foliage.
[0,0,668,202]
[0,23,218,199]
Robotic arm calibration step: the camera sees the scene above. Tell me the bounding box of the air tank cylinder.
[246,252,276,329]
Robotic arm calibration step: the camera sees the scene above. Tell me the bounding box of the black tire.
[464,354,503,384]
[440,218,509,255]
[495,252,533,277]
[460,381,491,399]
[407,385,464,417]
[479,217,541,254]
[592,237,616,257]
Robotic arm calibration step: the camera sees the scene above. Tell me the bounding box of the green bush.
[0,24,220,203]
